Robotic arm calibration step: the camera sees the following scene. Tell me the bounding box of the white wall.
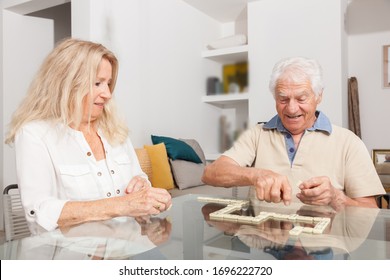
[248,0,348,127]
[2,10,54,185]
[28,2,71,43]
[349,32,390,152]
[347,0,390,153]
[72,0,223,153]
[1,2,55,231]
[0,4,3,189]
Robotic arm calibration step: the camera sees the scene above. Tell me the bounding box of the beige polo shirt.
[223,123,385,199]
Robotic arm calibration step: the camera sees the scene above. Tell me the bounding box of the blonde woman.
[5,38,171,233]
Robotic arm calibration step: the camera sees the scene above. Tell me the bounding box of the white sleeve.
[15,126,68,232]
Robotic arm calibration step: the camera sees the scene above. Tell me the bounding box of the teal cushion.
[151,135,202,164]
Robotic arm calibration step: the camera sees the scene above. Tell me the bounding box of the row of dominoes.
[260,211,329,224]
[198,196,331,236]
[197,196,249,207]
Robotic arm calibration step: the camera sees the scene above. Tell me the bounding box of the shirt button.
[111,170,115,174]
[97,172,102,176]
[107,192,111,197]
[30,210,35,215]
[116,189,120,194]
[289,147,295,153]
[286,134,291,139]
[87,152,92,156]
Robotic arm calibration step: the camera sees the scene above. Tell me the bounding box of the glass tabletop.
[1,194,390,260]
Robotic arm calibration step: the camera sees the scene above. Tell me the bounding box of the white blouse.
[14,120,147,232]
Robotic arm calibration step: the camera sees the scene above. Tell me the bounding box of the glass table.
[1,194,390,260]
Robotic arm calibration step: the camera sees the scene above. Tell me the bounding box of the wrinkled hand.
[296,176,346,210]
[125,176,151,193]
[119,186,172,217]
[253,170,292,206]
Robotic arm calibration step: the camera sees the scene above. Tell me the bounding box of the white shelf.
[202,93,249,107]
[202,45,248,63]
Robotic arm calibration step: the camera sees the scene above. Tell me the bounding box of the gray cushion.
[170,139,206,190]
[179,139,206,164]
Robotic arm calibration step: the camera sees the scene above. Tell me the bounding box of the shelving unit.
[202,44,249,161]
[202,44,249,106]
[183,0,250,159]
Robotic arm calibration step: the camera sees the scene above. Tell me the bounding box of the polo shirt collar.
[263,111,332,134]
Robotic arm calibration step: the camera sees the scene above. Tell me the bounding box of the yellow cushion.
[134,148,153,181]
[144,143,174,190]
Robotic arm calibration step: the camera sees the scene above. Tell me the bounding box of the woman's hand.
[119,186,172,217]
[125,175,151,193]
[57,181,172,229]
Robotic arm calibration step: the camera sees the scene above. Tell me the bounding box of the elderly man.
[202,57,385,210]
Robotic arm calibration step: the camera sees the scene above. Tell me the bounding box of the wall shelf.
[202,45,248,63]
[202,93,249,108]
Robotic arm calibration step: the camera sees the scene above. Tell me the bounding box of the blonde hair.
[5,37,129,145]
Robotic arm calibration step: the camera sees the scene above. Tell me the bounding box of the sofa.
[134,135,249,198]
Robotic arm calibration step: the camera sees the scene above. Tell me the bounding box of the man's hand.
[296,176,346,210]
[253,170,292,206]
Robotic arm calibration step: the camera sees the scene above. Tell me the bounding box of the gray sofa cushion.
[169,139,206,190]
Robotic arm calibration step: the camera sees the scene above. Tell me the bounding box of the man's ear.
[316,91,323,104]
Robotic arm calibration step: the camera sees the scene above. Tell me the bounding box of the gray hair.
[269,57,324,98]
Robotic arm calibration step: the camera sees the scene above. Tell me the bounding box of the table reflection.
[201,201,380,260]
[1,194,389,260]
[2,216,171,260]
